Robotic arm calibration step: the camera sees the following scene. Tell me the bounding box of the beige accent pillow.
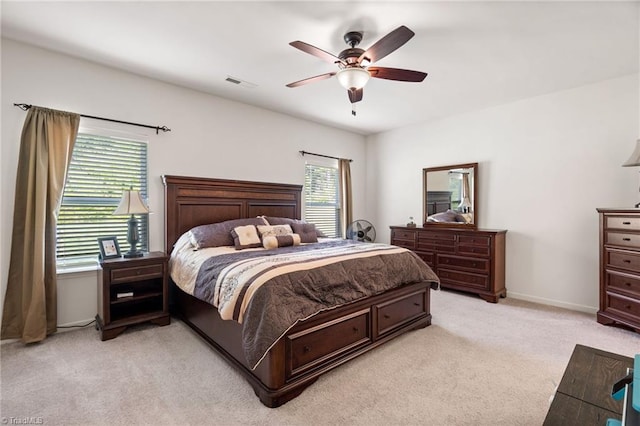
[256,224,293,239]
[230,225,261,250]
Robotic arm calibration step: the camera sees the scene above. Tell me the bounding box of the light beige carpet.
[1,289,638,425]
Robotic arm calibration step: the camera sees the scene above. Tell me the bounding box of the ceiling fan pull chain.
[352,103,356,116]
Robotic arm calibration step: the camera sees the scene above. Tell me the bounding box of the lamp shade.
[113,189,149,215]
[336,68,371,90]
[622,139,640,167]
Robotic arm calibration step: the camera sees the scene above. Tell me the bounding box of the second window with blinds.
[303,162,341,238]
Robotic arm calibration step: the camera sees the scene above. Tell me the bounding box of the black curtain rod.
[299,150,352,162]
[13,103,171,134]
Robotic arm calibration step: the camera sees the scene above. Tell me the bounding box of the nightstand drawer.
[111,264,163,283]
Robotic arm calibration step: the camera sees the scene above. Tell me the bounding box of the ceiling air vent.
[225,76,257,89]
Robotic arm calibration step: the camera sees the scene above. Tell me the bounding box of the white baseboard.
[56,318,97,332]
[507,291,598,314]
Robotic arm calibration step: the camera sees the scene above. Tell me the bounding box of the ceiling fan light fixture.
[336,68,370,90]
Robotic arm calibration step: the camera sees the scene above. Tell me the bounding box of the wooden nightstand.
[96,251,170,340]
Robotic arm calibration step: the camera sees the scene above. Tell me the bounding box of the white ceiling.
[2,1,638,135]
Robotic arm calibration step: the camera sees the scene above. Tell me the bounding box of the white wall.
[1,39,366,326]
[367,74,639,312]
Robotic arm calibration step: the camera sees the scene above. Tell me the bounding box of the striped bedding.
[170,237,439,368]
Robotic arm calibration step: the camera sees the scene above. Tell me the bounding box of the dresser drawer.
[606,249,640,273]
[438,269,489,290]
[376,290,426,336]
[414,251,434,266]
[417,240,455,253]
[437,254,490,273]
[606,216,640,231]
[111,264,164,283]
[458,235,491,246]
[605,232,640,248]
[417,232,456,253]
[604,292,640,323]
[418,232,456,242]
[457,245,490,257]
[392,229,416,241]
[606,271,640,298]
[287,309,371,377]
[392,239,416,250]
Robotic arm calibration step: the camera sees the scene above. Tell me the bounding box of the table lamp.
[113,188,149,258]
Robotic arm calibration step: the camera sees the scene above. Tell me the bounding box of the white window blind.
[56,133,148,266]
[304,163,341,238]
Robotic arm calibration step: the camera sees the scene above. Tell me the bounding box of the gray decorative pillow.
[262,234,301,249]
[188,217,268,249]
[230,225,262,250]
[291,222,318,243]
[264,216,328,238]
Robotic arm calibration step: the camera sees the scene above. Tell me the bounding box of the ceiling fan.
[286,25,427,115]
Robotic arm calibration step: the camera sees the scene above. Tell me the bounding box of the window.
[304,163,340,238]
[56,133,148,267]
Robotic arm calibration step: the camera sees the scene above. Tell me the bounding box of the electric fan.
[346,220,376,243]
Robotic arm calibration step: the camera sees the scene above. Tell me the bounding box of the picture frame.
[97,236,121,260]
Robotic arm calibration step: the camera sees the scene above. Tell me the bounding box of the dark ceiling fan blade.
[286,72,336,88]
[368,67,427,82]
[348,88,363,103]
[289,41,344,65]
[357,25,415,64]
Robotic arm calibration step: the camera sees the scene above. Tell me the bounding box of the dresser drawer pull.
[352,327,359,333]
[384,314,391,319]
[623,237,631,241]
[625,282,632,287]
[623,259,632,264]
[626,305,632,310]
[303,346,311,353]
[623,221,632,225]
[413,302,420,307]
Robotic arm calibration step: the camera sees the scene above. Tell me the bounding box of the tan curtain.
[2,107,80,342]
[339,159,353,238]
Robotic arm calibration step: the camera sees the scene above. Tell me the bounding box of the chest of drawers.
[596,208,640,333]
[390,226,507,302]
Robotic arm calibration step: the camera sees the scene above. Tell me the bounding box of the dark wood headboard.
[162,175,302,253]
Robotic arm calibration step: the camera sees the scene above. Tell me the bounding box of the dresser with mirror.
[391,162,507,303]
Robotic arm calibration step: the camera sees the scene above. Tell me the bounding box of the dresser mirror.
[423,162,478,228]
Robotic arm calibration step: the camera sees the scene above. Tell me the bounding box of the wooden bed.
[163,175,436,407]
